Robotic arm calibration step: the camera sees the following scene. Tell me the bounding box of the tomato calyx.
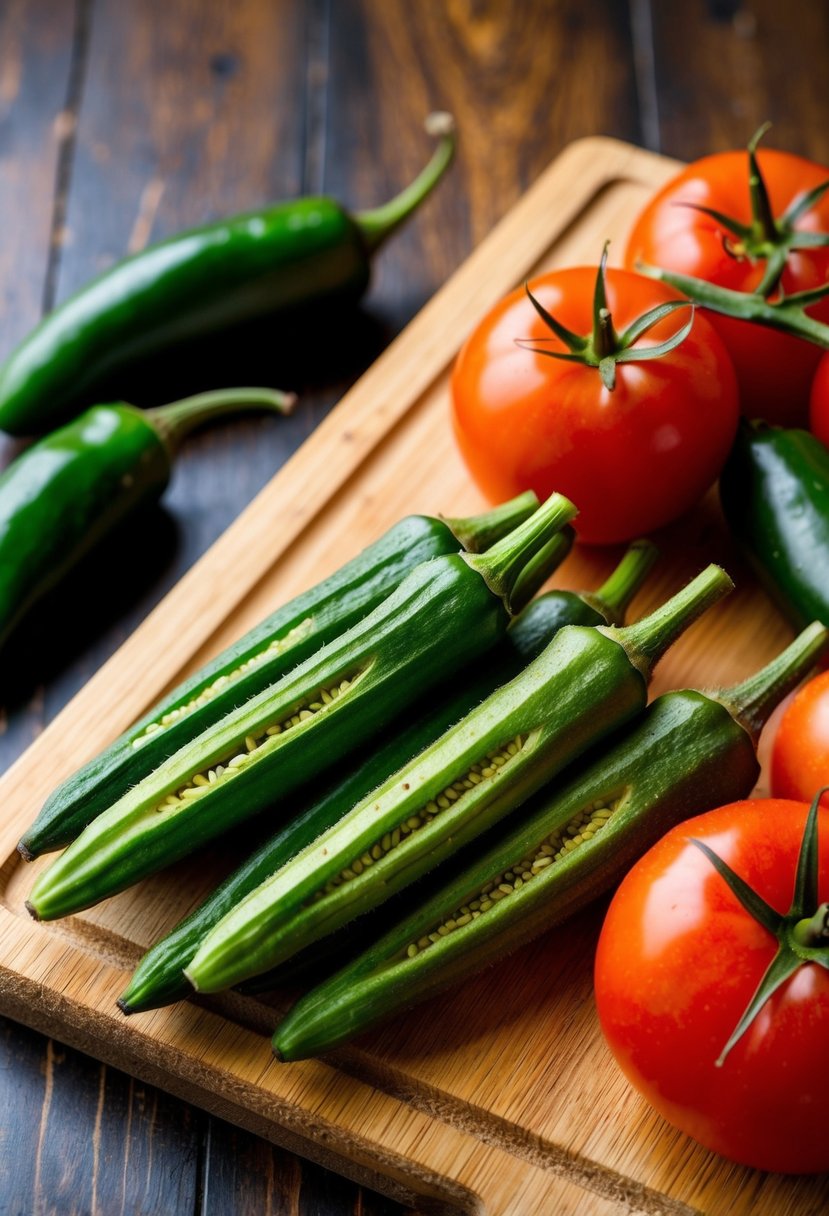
[674,125,829,297]
[691,787,829,1067]
[518,243,694,391]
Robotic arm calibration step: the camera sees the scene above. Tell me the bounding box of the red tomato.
[809,351,829,448]
[450,267,739,544]
[594,798,829,1174]
[625,148,829,427]
[771,671,829,806]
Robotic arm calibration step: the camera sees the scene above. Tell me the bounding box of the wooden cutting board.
[0,136,824,1216]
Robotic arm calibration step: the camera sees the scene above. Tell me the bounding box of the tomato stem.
[639,263,829,348]
[518,244,693,392]
[747,123,780,247]
[792,903,829,948]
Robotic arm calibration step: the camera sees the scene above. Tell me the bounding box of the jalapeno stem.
[355,112,456,254]
[147,386,297,456]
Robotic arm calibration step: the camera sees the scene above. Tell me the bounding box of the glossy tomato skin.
[771,672,829,807]
[450,268,739,544]
[594,799,829,1174]
[809,351,829,448]
[624,149,829,427]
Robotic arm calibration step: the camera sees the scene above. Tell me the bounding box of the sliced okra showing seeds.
[314,735,527,895]
[403,794,624,957]
[135,619,315,745]
[152,672,363,815]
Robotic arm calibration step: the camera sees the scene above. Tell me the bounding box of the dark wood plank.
[645,0,829,161]
[0,0,75,357]
[0,1020,202,1216]
[201,1123,403,1216]
[0,0,77,733]
[325,0,641,337]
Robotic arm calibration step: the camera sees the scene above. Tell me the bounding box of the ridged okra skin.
[273,691,759,1059]
[184,627,646,994]
[271,620,829,1061]
[182,564,732,996]
[20,498,535,860]
[28,489,577,922]
[119,581,632,1014]
[26,555,506,920]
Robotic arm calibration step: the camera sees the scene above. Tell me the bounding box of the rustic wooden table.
[1,2,828,1213]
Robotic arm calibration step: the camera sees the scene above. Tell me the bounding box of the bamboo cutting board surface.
[0,137,825,1216]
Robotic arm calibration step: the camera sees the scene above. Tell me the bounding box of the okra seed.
[132,618,314,746]
[407,944,418,958]
[308,734,528,908]
[144,673,364,818]
[401,794,624,960]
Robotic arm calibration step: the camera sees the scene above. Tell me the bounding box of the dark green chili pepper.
[0,115,455,437]
[0,386,294,653]
[719,419,829,630]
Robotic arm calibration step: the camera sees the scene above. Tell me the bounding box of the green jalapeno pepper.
[20,490,540,860]
[25,490,578,922]
[719,419,829,630]
[183,564,732,997]
[0,386,295,659]
[0,115,455,436]
[271,622,828,1061]
[118,540,657,1015]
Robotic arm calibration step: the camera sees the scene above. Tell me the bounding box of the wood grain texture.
[1,138,826,1216]
[646,0,829,161]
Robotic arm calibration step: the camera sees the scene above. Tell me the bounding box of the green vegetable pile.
[18,483,828,1066]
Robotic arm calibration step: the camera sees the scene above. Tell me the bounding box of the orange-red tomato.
[771,671,829,806]
[809,351,829,448]
[450,267,739,544]
[624,148,829,427]
[594,798,829,1173]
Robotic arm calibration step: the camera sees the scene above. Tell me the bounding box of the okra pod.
[184,563,733,996]
[19,491,538,860]
[273,622,828,1060]
[119,540,657,1014]
[26,491,577,921]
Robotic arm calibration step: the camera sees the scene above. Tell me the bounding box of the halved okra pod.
[271,621,828,1060]
[19,491,539,860]
[26,491,578,921]
[183,563,733,996]
[119,539,658,1014]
